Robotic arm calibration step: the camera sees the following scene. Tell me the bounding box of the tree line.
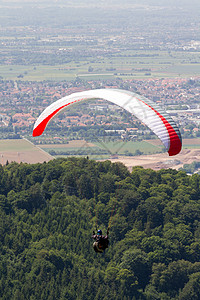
[0,157,200,299]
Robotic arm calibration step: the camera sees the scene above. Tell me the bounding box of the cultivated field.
[93,140,163,155]
[40,138,200,171]
[41,140,95,150]
[149,138,200,147]
[41,140,163,157]
[0,138,53,165]
[0,138,199,171]
[1,50,200,81]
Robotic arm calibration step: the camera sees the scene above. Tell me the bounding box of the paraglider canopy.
[33,88,182,156]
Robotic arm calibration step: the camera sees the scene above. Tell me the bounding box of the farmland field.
[38,139,200,171]
[40,139,200,158]
[41,140,95,149]
[148,138,200,148]
[182,138,200,148]
[40,140,164,158]
[0,138,53,165]
[0,138,199,170]
[93,140,163,155]
[1,50,200,81]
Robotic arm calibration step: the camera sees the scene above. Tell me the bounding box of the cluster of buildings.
[0,77,199,140]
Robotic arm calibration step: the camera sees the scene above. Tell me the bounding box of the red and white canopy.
[33,89,182,156]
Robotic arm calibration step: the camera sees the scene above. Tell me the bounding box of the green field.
[40,140,164,159]
[1,50,200,81]
[40,138,200,160]
[93,140,163,155]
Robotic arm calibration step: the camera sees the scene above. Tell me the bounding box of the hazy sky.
[0,0,200,37]
[1,0,200,7]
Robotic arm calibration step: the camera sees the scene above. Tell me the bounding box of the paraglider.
[33,88,182,156]
[92,228,109,253]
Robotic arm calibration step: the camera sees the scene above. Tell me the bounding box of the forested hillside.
[0,158,200,299]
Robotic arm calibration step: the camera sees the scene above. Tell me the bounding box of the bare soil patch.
[109,149,200,171]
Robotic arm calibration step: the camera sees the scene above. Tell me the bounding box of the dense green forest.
[0,158,200,299]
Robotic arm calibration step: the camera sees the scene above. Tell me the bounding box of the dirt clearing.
[109,149,200,171]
